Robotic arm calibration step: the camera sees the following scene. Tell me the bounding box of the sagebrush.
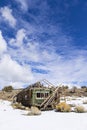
[56,102,71,112]
[74,106,85,113]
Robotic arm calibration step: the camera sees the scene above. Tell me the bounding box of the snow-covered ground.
[61,96,87,110]
[0,97,87,130]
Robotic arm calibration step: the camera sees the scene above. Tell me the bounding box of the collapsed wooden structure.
[13,79,60,110]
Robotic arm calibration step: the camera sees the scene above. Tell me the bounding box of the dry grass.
[27,106,41,116]
[74,105,85,113]
[55,102,71,112]
[11,102,26,110]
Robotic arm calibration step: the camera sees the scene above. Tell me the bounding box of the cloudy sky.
[0,0,87,88]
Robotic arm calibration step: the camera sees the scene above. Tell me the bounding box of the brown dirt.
[0,89,22,101]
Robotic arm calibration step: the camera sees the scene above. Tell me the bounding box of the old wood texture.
[40,87,60,110]
[13,80,60,110]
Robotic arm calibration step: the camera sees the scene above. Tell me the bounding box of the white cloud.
[3,27,87,88]
[9,29,40,62]
[10,29,26,46]
[0,54,34,88]
[0,6,16,27]
[0,30,35,89]
[15,0,28,11]
[9,28,61,63]
[33,53,87,86]
[0,1,87,88]
[0,31,7,55]
[24,42,40,61]
[16,29,26,45]
[8,29,87,86]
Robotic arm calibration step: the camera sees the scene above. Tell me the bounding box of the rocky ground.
[0,89,22,101]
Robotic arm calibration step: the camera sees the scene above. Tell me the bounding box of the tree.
[2,86,14,92]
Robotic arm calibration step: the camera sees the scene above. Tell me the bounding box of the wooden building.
[13,80,60,110]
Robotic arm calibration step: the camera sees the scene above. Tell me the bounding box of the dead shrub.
[55,102,71,112]
[27,106,41,116]
[11,102,26,110]
[25,107,30,111]
[74,106,85,113]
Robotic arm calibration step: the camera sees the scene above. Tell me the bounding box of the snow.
[0,98,87,130]
[64,96,87,110]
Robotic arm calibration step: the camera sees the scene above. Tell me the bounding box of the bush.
[55,102,71,112]
[11,102,26,110]
[2,86,13,92]
[81,86,87,89]
[74,106,85,113]
[27,106,41,116]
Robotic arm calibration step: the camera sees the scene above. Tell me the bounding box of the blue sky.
[0,0,87,88]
